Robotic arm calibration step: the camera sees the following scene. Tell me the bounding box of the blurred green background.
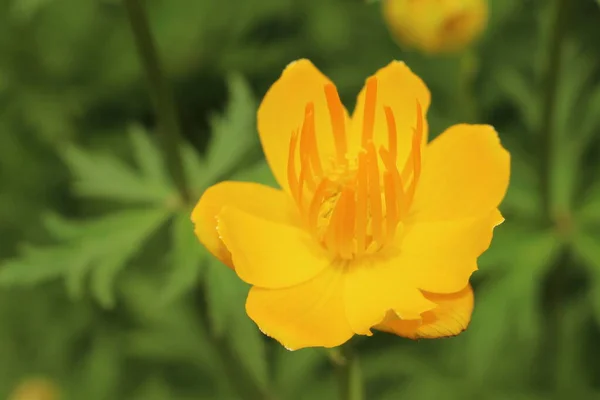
[1,0,600,399]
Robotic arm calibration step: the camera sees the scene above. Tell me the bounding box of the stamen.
[366,143,384,245]
[340,188,356,258]
[383,106,397,163]
[299,104,317,190]
[383,172,397,244]
[308,179,330,233]
[324,84,347,164]
[355,152,368,254]
[361,77,378,146]
[412,101,423,183]
[287,130,300,205]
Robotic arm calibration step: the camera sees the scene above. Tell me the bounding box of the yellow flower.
[382,0,488,54]
[192,60,509,350]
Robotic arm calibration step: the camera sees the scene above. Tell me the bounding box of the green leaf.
[86,208,171,307]
[0,246,70,286]
[206,73,258,180]
[62,144,172,204]
[465,229,562,384]
[161,211,206,304]
[577,184,600,227]
[204,259,269,392]
[493,68,539,132]
[572,231,600,322]
[181,141,210,197]
[273,347,325,398]
[128,123,169,185]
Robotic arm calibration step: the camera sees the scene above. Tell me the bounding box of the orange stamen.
[308,178,330,233]
[299,104,317,190]
[383,172,397,243]
[366,143,384,245]
[324,84,347,164]
[287,130,300,205]
[355,152,368,254]
[412,101,423,183]
[383,106,397,163]
[340,188,356,258]
[362,77,378,146]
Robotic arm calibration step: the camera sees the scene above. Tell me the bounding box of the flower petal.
[376,284,474,339]
[257,59,349,191]
[191,181,297,269]
[217,206,330,289]
[350,61,431,165]
[343,255,436,335]
[411,124,510,221]
[246,266,354,350]
[399,209,504,293]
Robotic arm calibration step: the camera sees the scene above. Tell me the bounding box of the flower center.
[286,77,423,260]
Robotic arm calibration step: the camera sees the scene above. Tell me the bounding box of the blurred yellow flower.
[382,0,488,54]
[9,378,60,400]
[192,59,509,349]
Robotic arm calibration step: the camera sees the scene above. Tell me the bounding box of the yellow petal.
[350,61,431,165]
[217,206,330,289]
[191,181,297,269]
[257,59,349,191]
[343,255,436,335]
[411,124,510,221]
[246,266,354,350]
[376,284,474,339]
[399,209,504,293]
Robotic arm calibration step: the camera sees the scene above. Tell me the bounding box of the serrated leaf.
[90,208,170,307]
[204,260,243,337]
[494,68,539,132]
[128,123,169,184]
[204,259,269,392]
[62,145,172,204]
[0,246,70,286]
[161,211,206,304]
[206,74,258,180]
[466,229,561,383]
[228,305,269,392]
[273,347,325,397]
[181,141,210,197]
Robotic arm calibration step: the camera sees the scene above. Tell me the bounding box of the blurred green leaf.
[206,73,258,180]
[494,68,539,132]
[0,246,70,286]
[161,211,206,304]
[204,259,269,392]
[0,208,169,308]
[577,183,600,226]
[273,347,325,398]
[128,124,170,186]
[62,144,172,205]
[182,141,210,197]
[466,228,562,384]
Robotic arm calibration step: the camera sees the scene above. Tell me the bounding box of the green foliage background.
[1,0,600,398]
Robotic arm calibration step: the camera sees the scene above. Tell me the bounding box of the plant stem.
[123,0,192,205]
[459,49,479,123]
[334,344,364,400]
[540,0,570,221]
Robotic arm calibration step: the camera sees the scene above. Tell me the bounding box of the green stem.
[459,50,479,123]
[540,0,570,221]
[333,344,364,400]
[123,0,191,205]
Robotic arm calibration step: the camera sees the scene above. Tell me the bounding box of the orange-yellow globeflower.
[192,60,509,350]
[383,0,488,54]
